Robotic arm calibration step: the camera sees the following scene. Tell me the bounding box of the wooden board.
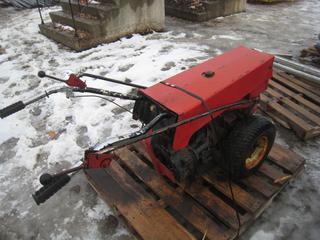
[300,47,320,68]
[301,46,320,58]
[259,71,320,140]
[85,142,305,240]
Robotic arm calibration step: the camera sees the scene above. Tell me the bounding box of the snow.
[213,35,243,41]
[0,6,209,240]
[0,1,320,239]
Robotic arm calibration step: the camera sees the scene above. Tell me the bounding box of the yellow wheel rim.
[245,136,269,170]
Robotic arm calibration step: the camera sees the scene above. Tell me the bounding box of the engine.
[133,94,229,182]
[132,46,274,182]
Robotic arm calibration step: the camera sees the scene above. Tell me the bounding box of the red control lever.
[66,74,87,89]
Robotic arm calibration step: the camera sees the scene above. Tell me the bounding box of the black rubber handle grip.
[0,101,25,119]
[32,174,71,205]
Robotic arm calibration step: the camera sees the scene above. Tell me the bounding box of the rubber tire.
[221,115,276,179]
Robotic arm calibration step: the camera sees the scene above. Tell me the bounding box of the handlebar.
[0,101,26,119]
[32,173,70,205]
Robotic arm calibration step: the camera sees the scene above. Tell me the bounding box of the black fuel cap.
[202,71,215,78]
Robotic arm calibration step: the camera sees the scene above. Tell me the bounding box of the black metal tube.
[73,87,140,100]
[78,73,147,89]
[68,0,78,37]
[22,86,139,108]
[53,164,84,177]
[97,99,254,154]
[36,0,44,24]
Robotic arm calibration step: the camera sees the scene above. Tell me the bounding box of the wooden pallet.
[85,142,305,240]
[260,71,320,140]
[301,46,320,58]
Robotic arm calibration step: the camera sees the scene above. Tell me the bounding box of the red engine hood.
[141,46,274,150]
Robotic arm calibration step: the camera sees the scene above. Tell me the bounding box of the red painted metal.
[84,151,113,169]
[66,74,87,89]
[83,46,274,183]
[142,136,176,182]
[141,46,274,151]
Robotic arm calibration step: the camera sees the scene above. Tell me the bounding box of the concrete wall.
[104,0,165,39]
[166,0,246,22]
[40,0,165,51]
[223,0,246,16]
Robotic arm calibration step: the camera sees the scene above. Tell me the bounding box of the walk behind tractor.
[0,46,276,205]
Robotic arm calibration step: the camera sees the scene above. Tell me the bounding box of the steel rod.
[275,56,320,78]
[53,164,84,177]
[78,73,147,89]
[36,0,44,24]
[68,0,78,37]
[273,62,320,86]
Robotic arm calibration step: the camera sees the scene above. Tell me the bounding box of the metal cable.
[160,81,242,236]
[71,94,133,114]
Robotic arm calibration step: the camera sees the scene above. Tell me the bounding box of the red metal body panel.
[141,46,274,151]
[85,151,112,169]
[142,138,175,182]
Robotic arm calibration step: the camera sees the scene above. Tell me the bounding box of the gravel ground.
[0,1,320,239]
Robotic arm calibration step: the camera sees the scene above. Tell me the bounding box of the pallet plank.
[127,145,250,230]
[202,172,264,213]
[268,143,305,174]
[258,161,287,182]
[86,164,195,240]
[116,148,233,239]
[259,107,291,129]
[273,73,320,105]
[186,180,250,229]
[260,94,314,139]
[131,143,252,229]
[269,80,320,114]
[241,174,279,198]
[277,72,320,97]
[265,87,320,126]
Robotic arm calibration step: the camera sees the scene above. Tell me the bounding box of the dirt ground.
[0,0,320,239]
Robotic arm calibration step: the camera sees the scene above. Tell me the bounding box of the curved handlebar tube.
[0,86,140,118]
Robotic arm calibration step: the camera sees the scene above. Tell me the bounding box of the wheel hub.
[245,136,269,170]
